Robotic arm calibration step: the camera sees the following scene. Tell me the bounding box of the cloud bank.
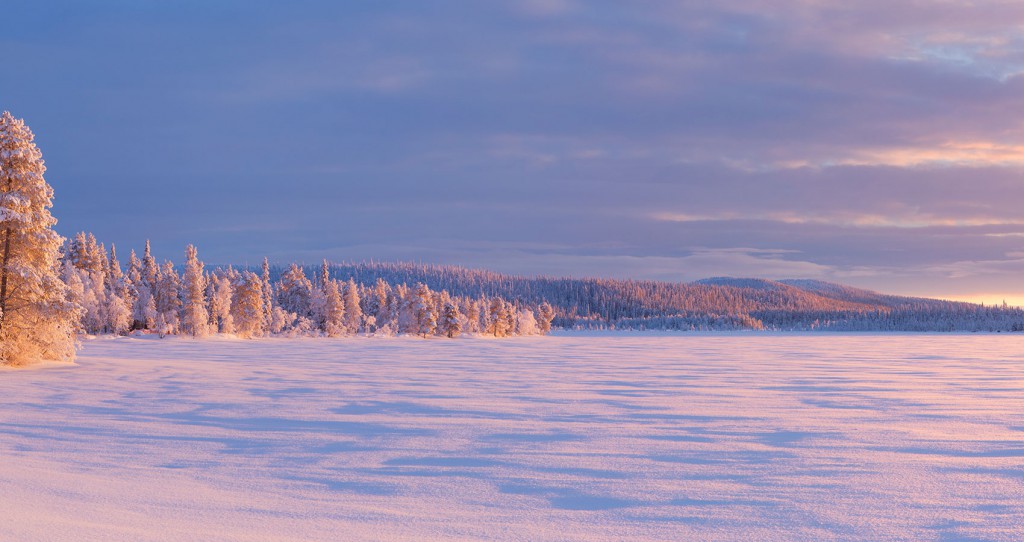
[3,0,1024,300]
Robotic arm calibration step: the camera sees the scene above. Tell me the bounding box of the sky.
[4,1,1024,303]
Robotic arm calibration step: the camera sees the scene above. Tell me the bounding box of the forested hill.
[695,277,946,309]
[300,262,1024,332]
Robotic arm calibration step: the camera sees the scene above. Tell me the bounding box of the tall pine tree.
[0,112,79,364]
[181,245,210,337]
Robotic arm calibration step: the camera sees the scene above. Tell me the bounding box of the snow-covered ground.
[2,334,1024,541]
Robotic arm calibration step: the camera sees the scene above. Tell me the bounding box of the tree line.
[62,233,555,340]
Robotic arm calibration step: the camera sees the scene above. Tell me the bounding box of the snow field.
[2,334,1024,541]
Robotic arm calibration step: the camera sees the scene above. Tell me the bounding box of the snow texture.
[2,334,1023,541]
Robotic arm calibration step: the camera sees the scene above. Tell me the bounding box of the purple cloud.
[4,0,1024,301]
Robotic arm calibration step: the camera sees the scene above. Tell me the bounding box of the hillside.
[302,262,1024,332]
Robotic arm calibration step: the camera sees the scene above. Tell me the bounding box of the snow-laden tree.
[66,232,88,269]
[260,257,273,330]
[0,112,79,364]
[141,240,158,292]
[207,273,235,334]
[79,268,105,333]
[536,302,555,335]
[181,245,210,337]
[231,271,265,338]
[104,287,131,335]
[321,279,346,337]
[67,232,104,276]
[343,278,362,334]
[318,259,330,291]
[310,264,330,332]
[394,284,412,332]
[516,308,539,335]
[277,264,313,318]
[361,278,388,333]
[103,244,132,334]
[463,299,481,334]
[129,247,160,330]
[136,288,157,330]
[487,297,510,337]
[154,261,181,336]
[505,301,518,336]
[269,305,293,334]
[126,249,145,329]
[61,261,85,332]
[440,301,462,338]
[108,244,123,289]
[411,283,437,337]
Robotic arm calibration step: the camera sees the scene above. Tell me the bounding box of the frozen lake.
[2,334,1023,541]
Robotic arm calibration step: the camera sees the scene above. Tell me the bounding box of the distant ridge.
[777,279,937,307]
[277,261,1024,332]
[699,277,947,308]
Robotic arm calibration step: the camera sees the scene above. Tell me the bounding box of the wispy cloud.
[652,211,1024,229]
[833,140,1024,168]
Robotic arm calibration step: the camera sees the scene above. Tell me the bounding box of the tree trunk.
[0,225,10,333]
[0,173,11,333]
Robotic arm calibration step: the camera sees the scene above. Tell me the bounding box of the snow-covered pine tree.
[64,232,106,333]
[208,273,235,334]
[322,279,345,337]
[126,249,141,282]
[343,278,362,334]
[367,278,390,333]
[269,305,293,335]
[389,283,410,333]
[97,241,110,280]
[231,271,265,338]
[154,261,181,336]
[277,263,313,318]
[536,302,555,335]
[141,240,158,290]
[79,267,105,333]
[105,244,132,334]
[440,301,462,338]
[310,260,330,332]
[487,297,510,337]
[60,260,85,332]
[130,245,160,330]
[136,287,157,330]
[99,245,131,331]
[318,259,330,290]
[181,245,210,337]
[67,232,88,269]
[463,299,481,334]
[260,257,273,329]
[504,300,517,336]
[108,244,123,288]
[516,307,539,335]
[412,283,437,337]
[66,232,104,278]
[126,249,144,328]
[85,233,103,276]
[0,112,79,364]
